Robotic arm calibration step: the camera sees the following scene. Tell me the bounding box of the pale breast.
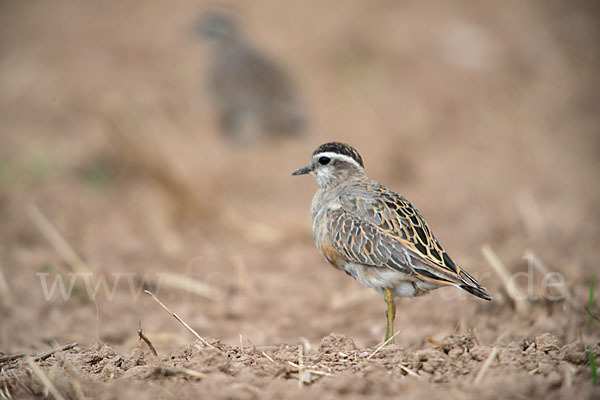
[312,189,345,269]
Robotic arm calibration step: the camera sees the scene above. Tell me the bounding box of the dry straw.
[473,346,499,384]
[144,290,218,350]
[481,244,530,315]
[25,357,65,400]
[367,331,401,360]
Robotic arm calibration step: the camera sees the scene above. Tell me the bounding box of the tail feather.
[457,270,492,301]
[459,284,492,301]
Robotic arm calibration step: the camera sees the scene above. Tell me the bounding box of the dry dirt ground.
[1,0,600,399]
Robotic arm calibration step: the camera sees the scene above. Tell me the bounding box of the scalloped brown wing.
[330,180,469,286]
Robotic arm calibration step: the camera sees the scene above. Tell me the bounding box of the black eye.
[318,157,331,165]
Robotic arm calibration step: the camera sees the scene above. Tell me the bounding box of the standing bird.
[292,142,491,343]
[197,10,306,142]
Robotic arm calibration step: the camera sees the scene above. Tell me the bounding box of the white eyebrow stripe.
[313,151,364,170]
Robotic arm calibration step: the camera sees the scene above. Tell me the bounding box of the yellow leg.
[384,288,396,344]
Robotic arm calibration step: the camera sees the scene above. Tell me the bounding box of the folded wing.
[328,181,491,300]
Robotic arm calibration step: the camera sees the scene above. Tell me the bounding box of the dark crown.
[312,142,364,168]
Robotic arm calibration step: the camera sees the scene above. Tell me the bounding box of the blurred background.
[1,0,599,354]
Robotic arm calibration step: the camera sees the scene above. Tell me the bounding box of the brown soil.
[1,0,599,399]
[1,333,598,399]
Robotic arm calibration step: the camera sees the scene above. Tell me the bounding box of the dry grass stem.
[25,357,66,400]
[0,353,25,365]
[262,352,275,363]
[287,362,335,377]
[318,363,333,373]
[159,273,224,300]
[144,290,217,350]
[471,328,480,345]
[0,343,78,366]
[138,327,158,357]
[298,345,305,387]
[0,371,11,400]
[0,268,11,305]
[481,244,530,315]
[398,364,420,378]
[307,370,335,377]
[50,342,85,400]
[26,204,91,275]
[299,337,312,353]
[367,331,401,360]
[563,365,574,388]
[458,318,467,335]
[585,305,600,323]
[34,343,79,363]
[246,338,256,354]
[473,347,499,384]
[93,299,100,341]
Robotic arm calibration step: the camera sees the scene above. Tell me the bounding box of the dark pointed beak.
[292,165,312,176]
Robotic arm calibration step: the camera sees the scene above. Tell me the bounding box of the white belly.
[342,262,440,298]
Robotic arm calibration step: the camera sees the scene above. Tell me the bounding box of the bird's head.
[292,142,366,188]
[197,10,239,42]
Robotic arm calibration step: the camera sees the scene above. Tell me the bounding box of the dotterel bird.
[292,142,491,343]
[197,10,306,142]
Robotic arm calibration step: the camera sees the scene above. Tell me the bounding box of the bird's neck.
[316,171,365,189]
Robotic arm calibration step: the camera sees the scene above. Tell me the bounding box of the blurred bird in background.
[196,10,307,143]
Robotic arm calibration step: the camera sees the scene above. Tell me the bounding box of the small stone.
[535,333,560,353]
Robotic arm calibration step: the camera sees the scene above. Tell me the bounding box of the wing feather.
[330,180,467,286]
